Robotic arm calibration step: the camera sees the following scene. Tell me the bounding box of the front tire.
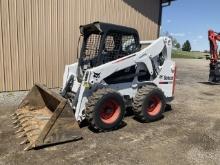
[133,85,166,122]
[85,88,125,131]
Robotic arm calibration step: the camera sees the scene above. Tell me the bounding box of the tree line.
[162,32,191,52]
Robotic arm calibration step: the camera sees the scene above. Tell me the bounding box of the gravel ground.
[0,59,220,165]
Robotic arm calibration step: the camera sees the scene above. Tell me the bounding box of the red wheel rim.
[147,96,162,116]
[99,99,121,124]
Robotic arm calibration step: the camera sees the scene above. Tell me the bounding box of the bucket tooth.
[12,116,18,120]
[20,119,28,125]
[16,113,24,117]
[15,128,24,134]
[24,144,33,151]
[22,124,30,129]
[13,123,22,129]
[18,115,33,120]
[20,139,29,145]
[12,119,20,124]
[17,132,27,138]
[10,113,17,117]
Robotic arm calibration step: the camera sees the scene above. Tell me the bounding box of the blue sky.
[162,0,220,51]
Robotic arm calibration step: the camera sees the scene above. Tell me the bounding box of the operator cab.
[78,22,141,74]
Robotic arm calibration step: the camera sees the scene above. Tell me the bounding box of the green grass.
[172,50,209,59]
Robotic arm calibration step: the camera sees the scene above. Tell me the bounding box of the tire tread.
[85,88,123,131]
[133,85,164,121]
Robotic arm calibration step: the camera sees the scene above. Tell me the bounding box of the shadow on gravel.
[88,121,127,133]
[79,107,132,133]
[125,107,134,117]
[198,81,220,85]
[34,137,83,151]
[165,104,172,112]
[130,104,171,123]
[76,105,172,133]
[133,115,165,123]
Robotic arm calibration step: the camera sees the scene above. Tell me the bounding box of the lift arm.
[88,37,172,85]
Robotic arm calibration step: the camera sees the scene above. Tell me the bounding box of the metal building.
[0,0,172,92]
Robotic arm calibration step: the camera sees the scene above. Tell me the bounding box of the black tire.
[133,85,166,122]
[85,88,125,131]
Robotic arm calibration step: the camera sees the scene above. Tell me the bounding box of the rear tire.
[85,88,125,131]
[133,85,166,122]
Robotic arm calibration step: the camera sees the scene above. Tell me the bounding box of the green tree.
[175,43,181,49]
[182,40,191,52]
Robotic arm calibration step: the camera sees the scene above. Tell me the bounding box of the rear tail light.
[172,66,177,96]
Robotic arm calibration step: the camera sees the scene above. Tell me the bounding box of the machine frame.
[62,23,176,122]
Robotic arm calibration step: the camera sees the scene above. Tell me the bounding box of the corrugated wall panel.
[38,0,46,85]
[17,0,27,90]
[69,0,76,62]
[57,0,64,86]
[24,0,33,89]
[51,0,59,87]
[9,0,19,90]
[1,0,12,91]
[0,0,161,92]
[45,0,52,88]
[64,0,70,65]
[0,0,5,91]
[31,0,40,86]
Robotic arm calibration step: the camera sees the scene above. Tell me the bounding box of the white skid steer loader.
[11,22,176,150]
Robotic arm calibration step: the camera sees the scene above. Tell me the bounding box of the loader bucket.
[11,84,82,150]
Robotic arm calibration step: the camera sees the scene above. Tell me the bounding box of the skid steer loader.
[11,22,176,150]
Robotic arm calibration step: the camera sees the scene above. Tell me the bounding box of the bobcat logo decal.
[93,72,101,78]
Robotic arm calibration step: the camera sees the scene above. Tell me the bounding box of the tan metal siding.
[17,0,27,90]
[45,0,52,88]
[1,0,12,91]
[24,0,33,89]
[31,0,40,87]
[51,0,59,87]
[0,1,4,91]
[38,0,46,86]
[9,0,19,90]
[0,0,161,92]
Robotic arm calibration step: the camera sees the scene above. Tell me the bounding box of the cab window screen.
[83,34,101,60]
[102,33,137,63]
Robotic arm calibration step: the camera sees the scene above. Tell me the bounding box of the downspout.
[158,0,173,37]
[157,1,163,38]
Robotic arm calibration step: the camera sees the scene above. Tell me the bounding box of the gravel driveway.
[0,59,220,165]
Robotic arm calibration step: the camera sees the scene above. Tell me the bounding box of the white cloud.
[197,35,203,39]
[170,33,186,37]
[167,19,172,23]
